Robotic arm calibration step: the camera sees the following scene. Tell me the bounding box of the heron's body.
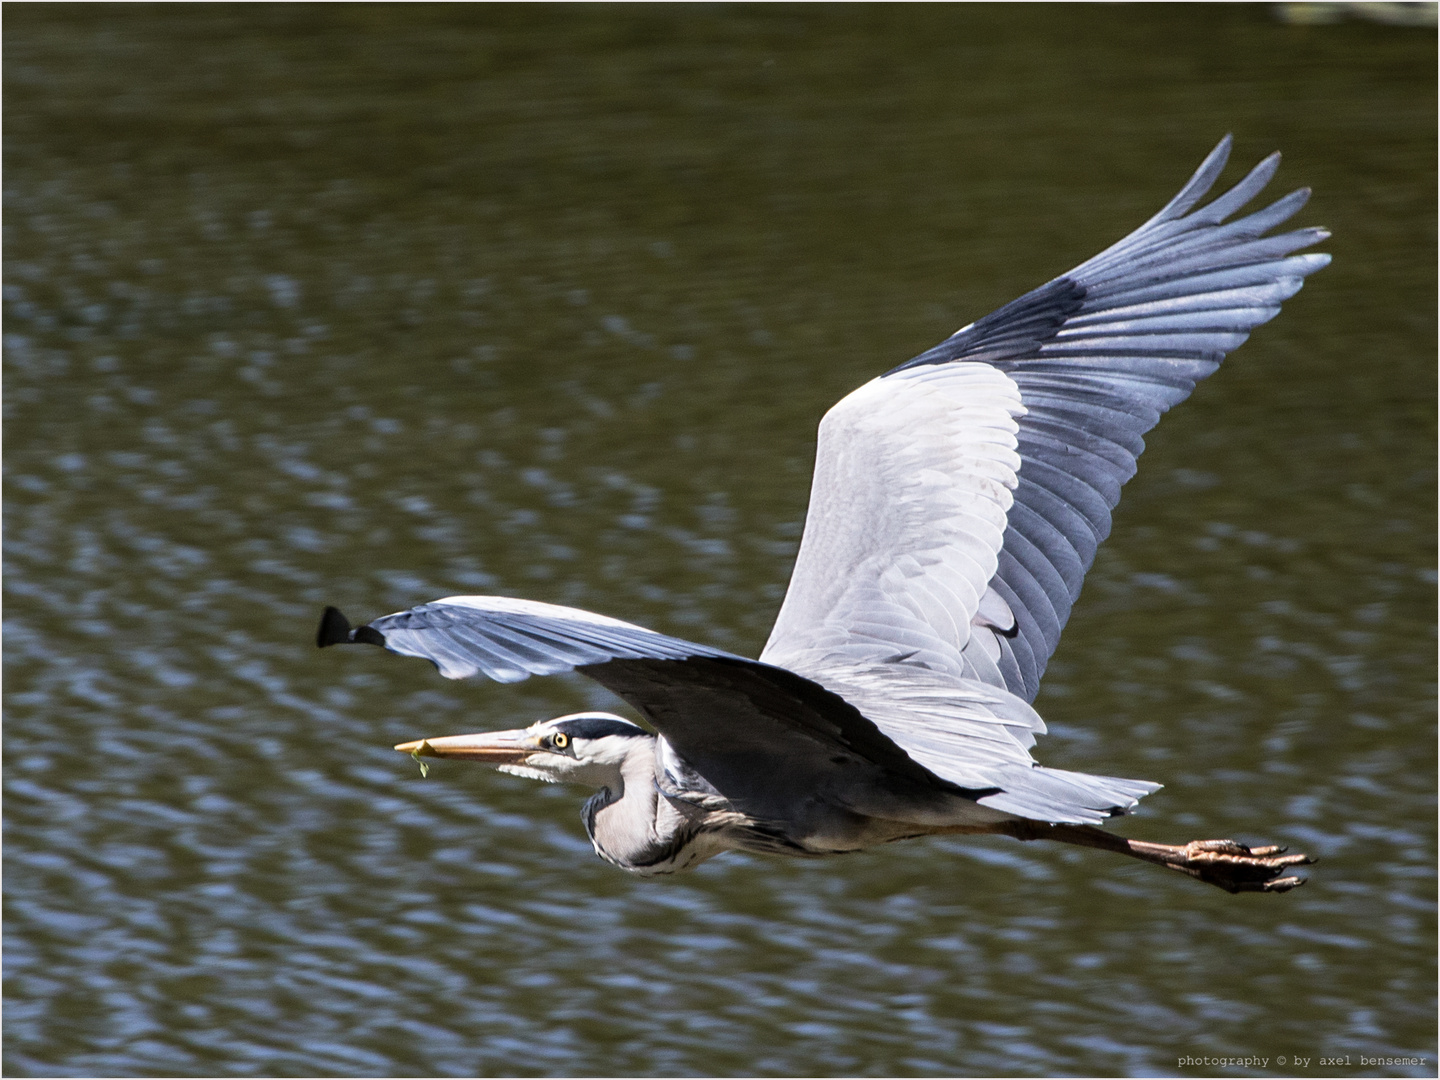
[321,137,1326,892]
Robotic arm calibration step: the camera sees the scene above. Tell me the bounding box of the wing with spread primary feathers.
[762,135,1330,703]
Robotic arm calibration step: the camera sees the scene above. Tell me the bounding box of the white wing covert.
[760,361,1027,687]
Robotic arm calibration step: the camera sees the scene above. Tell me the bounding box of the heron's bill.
[393,731,535,763]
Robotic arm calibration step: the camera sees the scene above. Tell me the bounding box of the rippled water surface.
[5,7,1435,1077]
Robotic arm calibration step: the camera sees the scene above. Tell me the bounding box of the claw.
[1263,875,1306,892]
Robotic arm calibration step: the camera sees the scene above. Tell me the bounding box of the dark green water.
[5,6,1434,1077]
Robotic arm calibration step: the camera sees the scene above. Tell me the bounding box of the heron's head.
[394,711,650,787]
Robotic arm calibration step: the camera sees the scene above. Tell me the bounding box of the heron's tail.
[976,764,1161,826]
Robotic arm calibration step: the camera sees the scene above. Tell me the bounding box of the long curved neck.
[582,737,702,874]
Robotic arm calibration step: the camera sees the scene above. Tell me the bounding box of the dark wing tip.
[317,606,389,648]
[354,624,386,647]
[313,610,383,650]
[317,606,353,648]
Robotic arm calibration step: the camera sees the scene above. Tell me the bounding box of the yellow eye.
[552,732,570,750]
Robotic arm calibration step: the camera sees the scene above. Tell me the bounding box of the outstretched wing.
[763,135,1331,702]
[319,598,1153,823]
[317,596,742,682]
[318,598,1002,809]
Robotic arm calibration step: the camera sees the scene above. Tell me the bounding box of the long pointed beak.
[394,729,537,763]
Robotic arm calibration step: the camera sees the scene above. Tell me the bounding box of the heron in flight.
[320,136,1325,892]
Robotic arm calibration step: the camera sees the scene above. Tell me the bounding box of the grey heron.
[319,136,1325,892]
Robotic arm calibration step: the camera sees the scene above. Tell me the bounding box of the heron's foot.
[1132,838,1314,893]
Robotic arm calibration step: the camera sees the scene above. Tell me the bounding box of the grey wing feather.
[977,763,1160,824]
[760,360,1028,688]
[888,135,1330,701]
[806,663,1158,824]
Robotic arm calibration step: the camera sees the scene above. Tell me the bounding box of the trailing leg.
[995,820,1314,893]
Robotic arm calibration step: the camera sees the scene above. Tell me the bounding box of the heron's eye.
[552,732,570,750]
